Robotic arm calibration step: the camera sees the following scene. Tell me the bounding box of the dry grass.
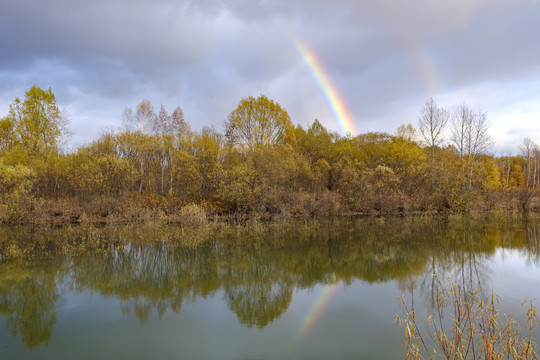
[177,204,207,226]
[396,285,539,360]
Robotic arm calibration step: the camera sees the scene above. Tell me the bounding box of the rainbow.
[294,281,341,340]
[402,32,442,94]
[390,25,442,94]
[411,48,441,94]
[281,22,445,137]
[288,36,357,136]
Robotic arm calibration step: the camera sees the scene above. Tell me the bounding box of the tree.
[450,103,491,158]
[152,105,192,194]
[153,105,190,141]
[225,95,294,149]
[450,103,492,190]
[295,120,335,162]
[418,98,449,152]
[395,123,417,143]
[0,161,35,221]
[0,117,15,153]
[193,127,223,201]
[122,100,156,134]
[7,86,67,155]
[520,138,539,189]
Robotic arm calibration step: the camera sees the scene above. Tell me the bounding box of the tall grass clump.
[396,285,539,359]
[178,204,207,226]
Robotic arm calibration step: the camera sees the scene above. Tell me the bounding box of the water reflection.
[0,217,539,349]
[0,260,62,348]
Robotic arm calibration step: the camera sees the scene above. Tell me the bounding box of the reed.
[396,285,539,359]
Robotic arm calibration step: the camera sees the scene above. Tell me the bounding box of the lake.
[1,216,539,359]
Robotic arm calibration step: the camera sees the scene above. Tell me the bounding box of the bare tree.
[450,103,491,158]
[534,144,540,189]
[520,137,540,189]
[418,98,449,152]
[517,139,538,210]
[450,103,492,189]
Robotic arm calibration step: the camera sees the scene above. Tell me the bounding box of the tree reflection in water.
[0,217,538,348]
[0,260,62,348]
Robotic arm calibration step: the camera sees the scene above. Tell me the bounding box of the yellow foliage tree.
[226,95,295,149]
[7,86,67,156]
[0,161,35,222]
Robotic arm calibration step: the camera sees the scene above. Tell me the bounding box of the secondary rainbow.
[404,31,442,94]
[290,37,357,136]
[294,281,341,340]
[392,25,443,94]
[412,48,441,94]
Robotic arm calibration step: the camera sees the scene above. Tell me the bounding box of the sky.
[1,0,539,154]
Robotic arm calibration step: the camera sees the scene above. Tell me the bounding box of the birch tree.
[450,103,492,189]
[520,138,539,189]
[418,98,449,151]
[450,103,491,158]
[122,100,156,134]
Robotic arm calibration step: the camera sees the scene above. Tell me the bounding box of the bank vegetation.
[0,87,539,224]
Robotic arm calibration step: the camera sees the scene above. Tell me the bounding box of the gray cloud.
[1,0,539,152]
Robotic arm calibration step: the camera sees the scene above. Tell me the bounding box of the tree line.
[0,86,538,223]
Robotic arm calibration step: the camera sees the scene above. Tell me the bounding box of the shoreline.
[1,199,538,226]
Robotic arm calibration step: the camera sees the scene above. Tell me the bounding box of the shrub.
[0,162,35,222]
[178,204,207,226]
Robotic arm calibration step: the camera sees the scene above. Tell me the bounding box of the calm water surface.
[0,217,539,359]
